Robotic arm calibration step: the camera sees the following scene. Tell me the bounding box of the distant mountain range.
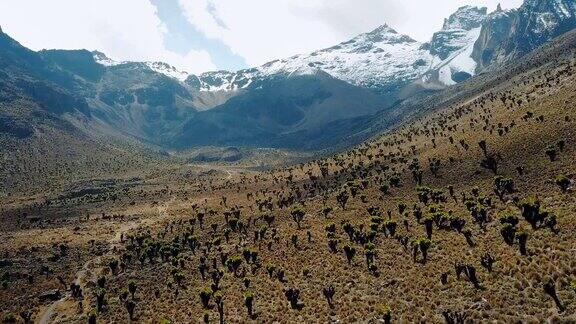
[0,0,574,152]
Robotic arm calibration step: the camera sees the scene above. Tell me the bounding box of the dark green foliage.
[442,310,468,324]
[469,203,488,228]
[291,234,298,248]
[480,253,495,272]
[480,154,498,174]
[109,259,119,275]
[343,244,356,264]
[342,222,354,241]
[225,256,243,275]
[449,215,465,233]
[18,310,32,323]
[557,139,566,151]
[126,300,136,320]
[95,288,106,312]
[214,291,224,323]
[328,238,339,252]
[128,280,137,299]
[409,158,423,185]
[413,206,423,223]
[555,174,571,192]
[499,212,519,226]
[378,305,392,324]
[336,190,349,209]
[97,276,106,289]
[519,197,544,229]
[411,237,431,263]
[398,203,407,215]
[244,291,254,317]
[389,174,401,187]
[428,158,441,176]
[543,278,565,312]
[423,216,433,239]
[323,285,335,308]
[379,183,390,195]
[324,223,336,234]
[494,176,514,200]
[290,204,306,228]
[383,219,397,237]
[364,243,376,266]
[545,145,557,161]
[285,288,303,310]
[197,212,205,228]
[478,140,487,156]
[88,309,97,324]
[516,230,529,255]
[3,313,16,323]
[266,265,276,278]
[500,223,516,245]
[199,288,213,309]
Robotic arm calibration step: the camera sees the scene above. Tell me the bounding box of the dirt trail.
[37,197,177,324]
[189,163,244,180]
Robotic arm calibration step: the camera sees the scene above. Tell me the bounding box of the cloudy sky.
[0,0,523,74]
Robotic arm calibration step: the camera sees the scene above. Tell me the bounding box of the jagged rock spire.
[496,3,502,11]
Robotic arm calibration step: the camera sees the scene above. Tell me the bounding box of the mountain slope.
[1,0,575,157]
[173,69,390,149]
[331,28,576,153]
[424,6,488,85]
[186,24,433,95]
[2,26,576,324]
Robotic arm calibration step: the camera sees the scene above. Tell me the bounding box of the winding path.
[37,197,176,323]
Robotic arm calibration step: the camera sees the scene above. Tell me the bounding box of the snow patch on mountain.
[93,52,191,82]
[192,24,434,92]
[442,6,488,30]
[145,62,189,82]
[258,25,433,89]
[93,51,122,67]
[553,0,573,18]
[92,8,488,90]
[432,27,482,85]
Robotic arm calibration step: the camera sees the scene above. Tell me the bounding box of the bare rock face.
[472,0,576,72]
[429,6,488,60]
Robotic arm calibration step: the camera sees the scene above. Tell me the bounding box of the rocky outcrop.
[473,0,576,71]
[429,6,488,60]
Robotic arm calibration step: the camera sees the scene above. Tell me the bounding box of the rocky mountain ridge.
[93,1,574,95]
[473,0,576,71]
[0,0,574,153]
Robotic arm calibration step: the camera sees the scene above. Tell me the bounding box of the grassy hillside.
[1,32,576,324]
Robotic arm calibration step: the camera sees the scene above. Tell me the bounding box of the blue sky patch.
[150,0,247,72]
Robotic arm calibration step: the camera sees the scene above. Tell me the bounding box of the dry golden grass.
[1,35,576,324]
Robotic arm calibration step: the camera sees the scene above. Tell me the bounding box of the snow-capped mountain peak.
[93,51,122,67]
[92,51,190,82]
[184,23,432,93]
[353,24,416,45]
[90,8,487,91]
[421,6,489,85]
[442,6,488,31]
[145,62,189,82]
[91,0,576,93]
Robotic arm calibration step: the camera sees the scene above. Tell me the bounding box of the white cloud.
[178,0,524,66]
[178,0,339,66]
[0,0,216,74]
